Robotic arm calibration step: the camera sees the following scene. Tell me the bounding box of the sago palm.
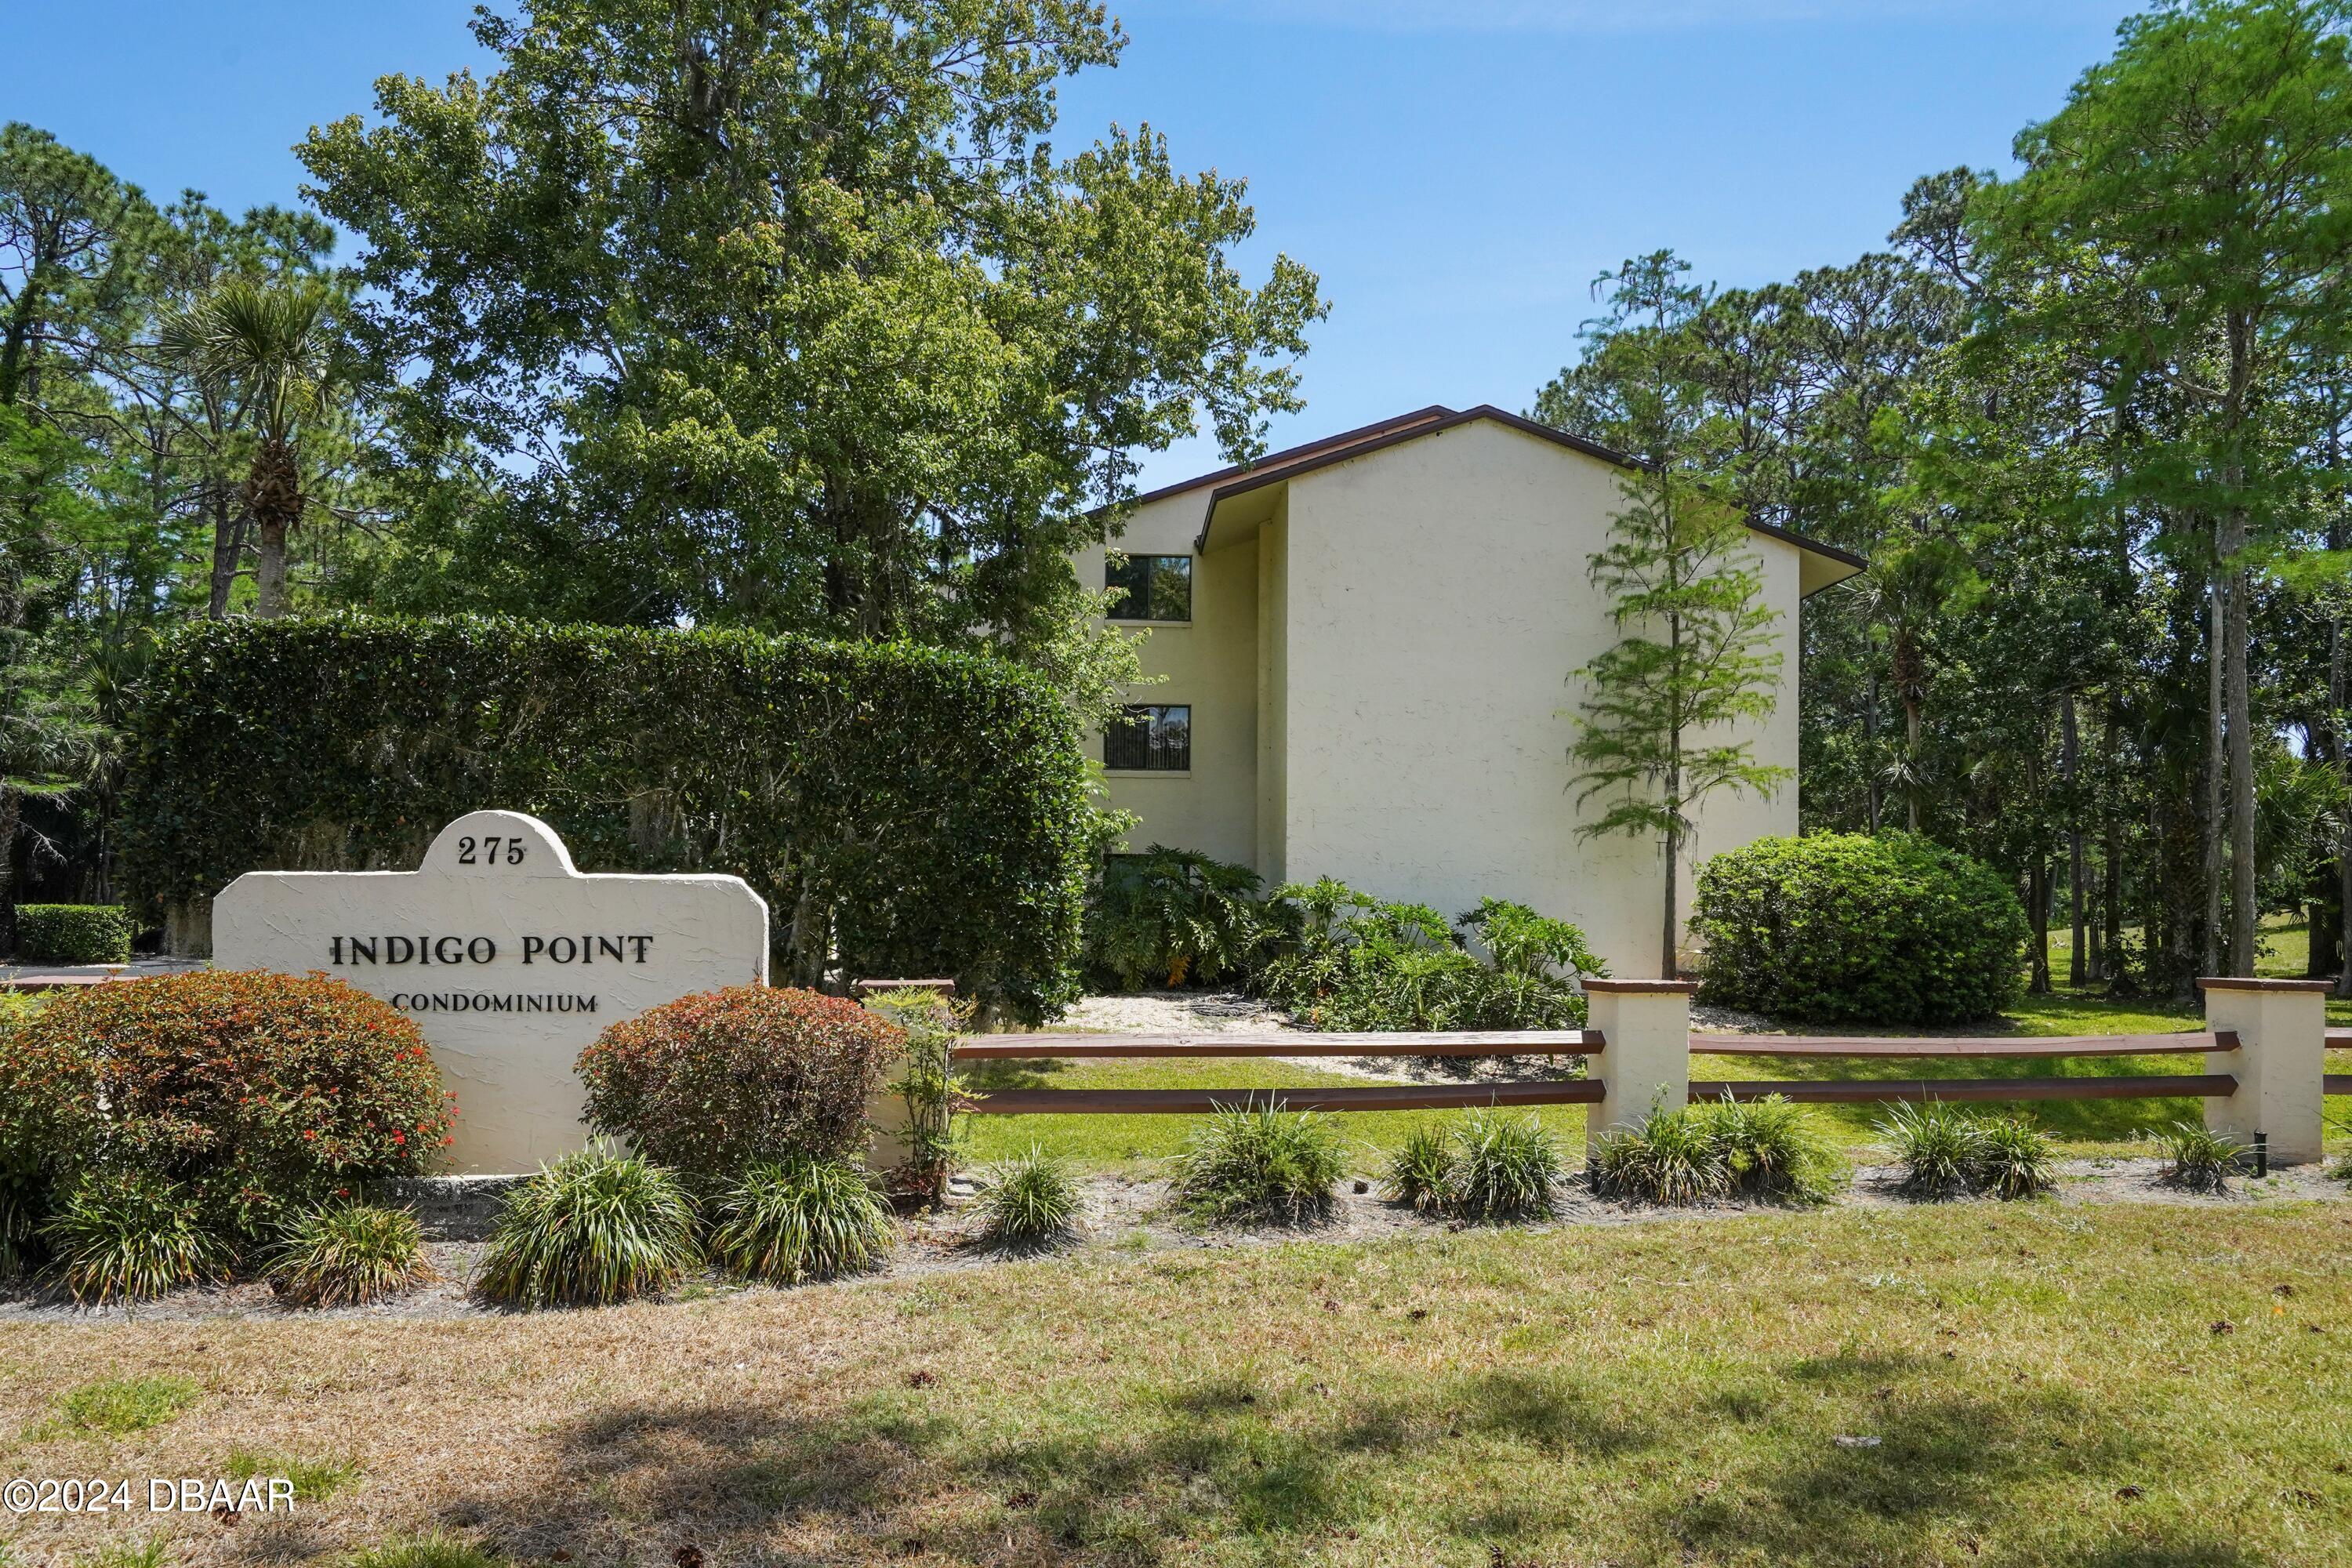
[160,278,341,618]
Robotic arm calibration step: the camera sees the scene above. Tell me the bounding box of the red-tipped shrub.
[576,986,905,1187]
[2,971,454,1237]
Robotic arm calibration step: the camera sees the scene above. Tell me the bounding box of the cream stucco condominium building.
[1077,404,1866,979]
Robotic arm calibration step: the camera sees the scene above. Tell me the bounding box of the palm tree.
[160,278,340,619]
[1863,535,1970,833]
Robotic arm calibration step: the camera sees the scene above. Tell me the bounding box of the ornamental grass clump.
[972,1146,1085,1249]
[1588,1098,1728,1206]
[1449,1109,1564,1221]
[42,1171,230,1305]
[266,1201,436,1308]
[2157,1120,2245,1193]
[709,1157,896,1284]
[1878,1100,1987,1200]
[475,1149,700,1309]
[1694,1094,1842,1204]
[1381,1123,1456,1215]
[1174,1102,1346,1225]
[1973,1114,2057,1200]
[578,985,904,1192]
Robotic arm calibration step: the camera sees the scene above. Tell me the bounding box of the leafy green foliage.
[42,1171,230,1305]
[2,969,452,1238]
[1447,1109,1565,1222]
[1691,1094,1843,1204]
[2157,1120,2246,1193]
[577,985,904,1192]
[1381,1123,1455,1216]
[973,1145,1085,1249]
[1588,1097,1730,1207]
[1174,1103,1346,1225]
[265,1202,434,1308]
[296,0,1323,659]
[1254,880,1601,1031]
[709,1158,898,1286]
[865,987,970,1206]
[1085,847,1286,991]
[1693,833,2029,1025]
[57,1374,201,1435]
[123,616,1094,1019]
[474,1149,701,1310]
[13,904,132,964]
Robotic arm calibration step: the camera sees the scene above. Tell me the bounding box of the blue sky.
[16,0,2140,488]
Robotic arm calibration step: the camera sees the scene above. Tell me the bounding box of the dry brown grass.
[3,1200,2350,1566]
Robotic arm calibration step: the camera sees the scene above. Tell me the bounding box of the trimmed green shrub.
[266,1202,435,1308]
[1085,846,1287,990]
[1588,1098,1730,1206]
[42,1171,230,1305]
[578,985,903,1190]
[1449,1109,1564,1221]
[14,905,134,964]
[2158,1120,2245,1192]
[1174,1102,1347,1225]
[1692,1094,1842,1204]
[709,1157,898,1283]
[475,1148,700,1308]
[1693,833,2028,1025]
[973,1145,1085,1249]
[1254,880,1602,1031]
[1382,1123,1456,1215]
[2,970,453,1238]
[122,615,1092,1021]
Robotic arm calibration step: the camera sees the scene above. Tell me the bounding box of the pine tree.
[1567,255,1791,979]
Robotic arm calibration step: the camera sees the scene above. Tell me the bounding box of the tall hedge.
[1692,833,2029,1025]
[123,616,1092,1021]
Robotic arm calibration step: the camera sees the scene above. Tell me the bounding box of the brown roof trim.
[1186,405,1872,586]
[1113,405,1459,515]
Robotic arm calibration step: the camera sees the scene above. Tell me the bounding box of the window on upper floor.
[1104,704,1191,772]
[1105,553,1192,622]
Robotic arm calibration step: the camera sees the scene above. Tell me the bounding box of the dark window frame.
[1105,554,1193,622]
[1103,704,1192,772]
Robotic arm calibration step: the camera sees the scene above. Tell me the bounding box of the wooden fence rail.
[952,1029,1596,1061]
[1687,1074,2239,1105]
[1690,1031,2233,1059]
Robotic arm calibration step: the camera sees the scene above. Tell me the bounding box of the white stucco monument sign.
[213,810,768,1173]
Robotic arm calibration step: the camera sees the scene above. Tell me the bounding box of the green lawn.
[7,1203,2349,1566]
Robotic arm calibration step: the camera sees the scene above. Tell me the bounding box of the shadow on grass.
[423,1349,2272,1568]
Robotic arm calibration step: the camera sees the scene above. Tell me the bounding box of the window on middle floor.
[1105,553,1192,622]
[1104,704,1192,771]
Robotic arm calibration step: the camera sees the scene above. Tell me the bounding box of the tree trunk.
[0,786,20,957]
[207,485,245,619]
[2337,610,2352,998]
[2028,858,2052,995]
[2203,568,2226,976]
[2223,554,2257,976]
[245,437,300,620]
[2063,692,2085,987]
[1864,673,1882,835]
[254,514,289,619]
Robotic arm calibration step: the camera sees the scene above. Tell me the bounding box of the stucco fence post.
[2198,976,2329,1167]
[1582,978,1697,1149]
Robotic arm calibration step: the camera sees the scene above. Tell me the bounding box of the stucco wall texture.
[1077,414,1826,980]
